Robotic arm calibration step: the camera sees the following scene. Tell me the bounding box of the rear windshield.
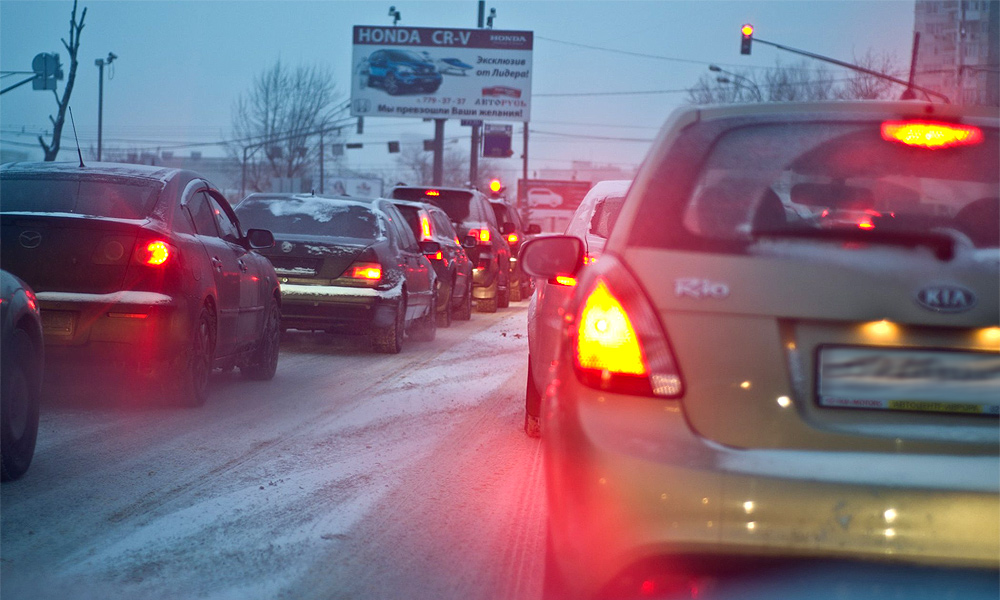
[393,204,423,239]
[236,197,379,239]
[392,188,473,223]
[664,121,999,249]
[0,175,161,219]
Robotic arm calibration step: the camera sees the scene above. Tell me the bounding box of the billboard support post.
[433,118,445,185]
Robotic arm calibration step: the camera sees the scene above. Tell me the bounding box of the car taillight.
[350,262,382,280]
[421,215,432,239]
[881,120,983,149]
[583,254,598,265]
[425,189,440,197]
[554,275,577,287]
[571,259,682,397]
[478,229,491,244]
[506,233,518,245]
[134,240,174,266]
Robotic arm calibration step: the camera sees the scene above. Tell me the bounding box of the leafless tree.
[688,53,903,105]
[38,0,86,161]
[229,60,342,193]
[394,143,470,188]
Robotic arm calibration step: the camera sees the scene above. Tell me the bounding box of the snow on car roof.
[0,161,180,183]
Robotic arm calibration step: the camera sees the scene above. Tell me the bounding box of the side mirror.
[246,228,275,249]
[519,235,584,279]
[526,224,542,235]
[501,222,516,235]
[419,240,441,255]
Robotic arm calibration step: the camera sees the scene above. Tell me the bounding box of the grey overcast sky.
[1,0,916,177]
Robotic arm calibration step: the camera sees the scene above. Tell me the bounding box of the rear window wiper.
[752,227,957,261]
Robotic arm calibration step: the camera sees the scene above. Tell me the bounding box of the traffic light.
[740,24,753,55]
[488,178,504,196]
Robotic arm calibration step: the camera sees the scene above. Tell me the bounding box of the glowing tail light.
[554,275,577,287]
[881,120,983,149]
[577,281,646,375]
[420,215,432,239]
[135,240,173,266]
[583,254,598,265]
[349,262,382,281]
[572,261,683,397]
[506,233,518,245]
[425,189,441,197]
[478,229,491,243]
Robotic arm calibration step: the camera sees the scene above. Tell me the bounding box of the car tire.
[454,282,473,321]
[409,294,436,342]
[385,73,400,95]
[240,295,280,381]
[372,300,404,354]
[177,304,216,408]
[498,282,510,309]
[436,279,453,328]
[524,357,542,439]
[510,273,522,303]
[1,329,41,481]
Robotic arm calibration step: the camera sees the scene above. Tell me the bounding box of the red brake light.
[478,229,491,243]
[350,263,382,281]
[572,262,682,397]
[507,233,518,245]
[554,275,577,287]
[136,240,172,266]
[425,189,440,197]
[881,120,983,149]
[420,215,432,239]
[583,254,598,265]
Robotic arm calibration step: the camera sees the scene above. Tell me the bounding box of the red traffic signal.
[740,24,753,55]
[488,178,504,196]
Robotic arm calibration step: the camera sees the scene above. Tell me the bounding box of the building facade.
[913,0,1000,106]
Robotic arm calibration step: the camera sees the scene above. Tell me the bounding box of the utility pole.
[94,52,117,161]
[432,119,445,185]
[469,1,486,187]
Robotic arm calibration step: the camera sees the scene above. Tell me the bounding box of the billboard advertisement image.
[351,26,532,122]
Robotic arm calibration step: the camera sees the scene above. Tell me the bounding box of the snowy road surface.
[1,305,544,600]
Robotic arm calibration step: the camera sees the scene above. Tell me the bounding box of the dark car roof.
[0,161,186,184]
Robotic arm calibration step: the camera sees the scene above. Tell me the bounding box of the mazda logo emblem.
[916,285,976,313]
[19,230,42,249]
[281,241,293,253]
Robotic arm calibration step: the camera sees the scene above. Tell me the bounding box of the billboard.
[351,26,532,122]
[518,179,593,212]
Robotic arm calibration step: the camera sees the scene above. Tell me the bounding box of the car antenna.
[68,106,85,168]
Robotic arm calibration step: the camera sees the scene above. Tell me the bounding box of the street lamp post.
[709,64,761,101]
[95,52,117,161]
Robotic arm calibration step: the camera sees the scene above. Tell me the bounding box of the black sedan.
[1,269,43,480]
[0,162,281,407]
[234,194,439,353]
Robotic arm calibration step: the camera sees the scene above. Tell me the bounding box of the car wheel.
[436,278,453,328]
[524,356,542,439]
[409,293,436,342]
[497,281,510,309]
[240,295,280,381]
[454,281,473,321]
[385,73,400,95]
[176,304,216,407]
[1,329,41,481]
[510,272,522,303]
[372,300,404,353]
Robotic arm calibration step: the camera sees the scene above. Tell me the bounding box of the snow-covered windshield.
[0,175,161,219]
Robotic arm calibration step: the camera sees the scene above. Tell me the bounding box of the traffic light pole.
[469,0,486,188]
[749,35,950,103]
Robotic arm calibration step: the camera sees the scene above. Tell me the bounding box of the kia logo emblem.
[916,285,976,313]
[19,230,42,249]
[281,241,293,253]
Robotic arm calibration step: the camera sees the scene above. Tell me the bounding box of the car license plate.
[41,310,76,337]
[817,346,1000,416]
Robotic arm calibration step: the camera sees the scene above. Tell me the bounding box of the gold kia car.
[520,101,999,599]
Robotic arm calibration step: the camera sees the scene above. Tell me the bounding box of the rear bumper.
[278,283,397,331]
[36,291,190,370]
[544,364,1000,598]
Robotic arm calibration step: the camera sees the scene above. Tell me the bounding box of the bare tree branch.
[39,0,86,161]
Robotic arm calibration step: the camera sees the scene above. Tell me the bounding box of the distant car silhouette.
[527,187,563,208]
[481,86,522,98]
[359,49,442,95]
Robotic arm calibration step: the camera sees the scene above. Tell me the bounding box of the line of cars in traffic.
[517,101,999,598]
[0,162,536,480]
